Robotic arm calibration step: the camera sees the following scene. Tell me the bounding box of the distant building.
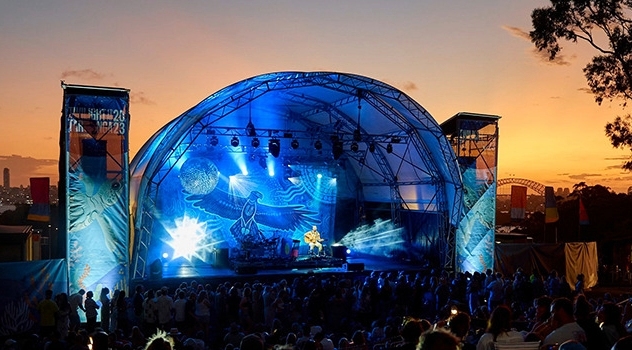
[2,168,8,189]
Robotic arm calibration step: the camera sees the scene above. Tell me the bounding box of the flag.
[544,186,559,223]
[510,185,528,220]
[27,177,50,222]
[579,197,589,225]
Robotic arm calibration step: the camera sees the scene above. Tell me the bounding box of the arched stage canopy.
[129,71,463,279]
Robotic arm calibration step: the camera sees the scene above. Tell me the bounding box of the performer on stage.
[304,225,324,255]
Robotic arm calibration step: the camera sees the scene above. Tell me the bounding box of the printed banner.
[544,186,559,223]
[510,185,527,220]
[27,177,50,222]
[579,197,589,225]
[61,84,130,297]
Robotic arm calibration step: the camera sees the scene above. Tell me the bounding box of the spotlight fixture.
[210,135,219,147]
[350,141,359,152]
[391,136,401,143]
[369,142,375,153]
[245,121,256,137]
[332,141,344,160]
[251,137,260,148]
[353,129,361,142]
[230,136,240,147]
[386,143,393,153]
[291,139,299,150]
[245,104,256,136]
[269,138,281,158]
[314,140,322,150]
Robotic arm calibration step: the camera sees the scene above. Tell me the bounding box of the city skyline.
[1,1,632,193]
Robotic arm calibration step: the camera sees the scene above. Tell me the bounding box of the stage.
[132,250,428,291]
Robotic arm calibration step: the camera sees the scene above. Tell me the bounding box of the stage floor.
[135,253,426,289]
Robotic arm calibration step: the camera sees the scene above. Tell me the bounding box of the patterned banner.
[61,84,130,298]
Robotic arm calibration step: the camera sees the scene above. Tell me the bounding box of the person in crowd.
[573,294,607,350]
[173,290,187,332]
[84,290,99,334]
[476,305,524,350]
[396,318,425,350]
[117,290,130,334]
[110,289,120,332]
[542,298,587,349]
[144,329,174,350]
[99,287,110,333]
[195,290,211,338]
[420,329,460,350]
[239,333,264,350]
[55,292,71,339]
[37,289,59,338]
[574,274,585,296]
[133,284,145,326]
[448,311,474,350]
[156,287,174,331]
[486,273,505,312]
[68,289,86,332]
[143,289,158,336]
[597,301,626,349]
[529,296,554,340]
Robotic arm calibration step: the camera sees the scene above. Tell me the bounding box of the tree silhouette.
[530,0,632,169]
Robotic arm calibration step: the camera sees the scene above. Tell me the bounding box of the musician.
[304,226,324,255]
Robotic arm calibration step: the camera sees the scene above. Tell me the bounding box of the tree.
[530,0,632,169]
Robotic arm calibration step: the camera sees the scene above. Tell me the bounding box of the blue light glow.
[164,215,216,261]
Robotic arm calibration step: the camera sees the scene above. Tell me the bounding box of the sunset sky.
[1,0,631,194]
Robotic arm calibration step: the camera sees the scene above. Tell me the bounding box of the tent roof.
[131,71,462,221]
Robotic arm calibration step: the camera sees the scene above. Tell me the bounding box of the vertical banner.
[579,197,589,225]
[510,185,527,220]
[27,177,50,222]
[544,186,559,223]
[61,83,130,298]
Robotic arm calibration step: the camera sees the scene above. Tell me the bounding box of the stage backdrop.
[60,84,130,297]
[495,242,598,290]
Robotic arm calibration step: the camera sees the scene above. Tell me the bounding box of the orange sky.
[1,1,631,193]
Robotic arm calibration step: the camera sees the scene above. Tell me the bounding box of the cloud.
[130,91,156,105]
[60,69,108,81]
[578,87,592,94]
[568,173,602,180]
[0,154,58,187]
[502,25,572,66]
[401,81,418,92]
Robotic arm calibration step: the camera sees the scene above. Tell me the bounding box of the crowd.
[8,267,632,350]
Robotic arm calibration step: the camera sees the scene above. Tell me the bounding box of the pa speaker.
[331,245,347,260]
[215,248,230,268]
[149,259,163,279]
[343,262,364,272]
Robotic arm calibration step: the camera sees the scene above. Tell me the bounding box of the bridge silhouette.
[497,178,546,196]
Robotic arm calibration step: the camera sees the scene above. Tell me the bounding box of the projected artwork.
[142,155,334,272]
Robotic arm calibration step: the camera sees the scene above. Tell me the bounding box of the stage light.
[245,120,256,137]
[353,129,361,142]
[231,136,240,147]
[369,142,375,153]
[386,143,393,153]
[350,141,359,152]
[251,137,260,148]
[317,173,322,179]
[391,136,401,143]
[210,136,219,146]
[314,140,322,150]
[269,138,280,158]
[162,252,169,259]
[332,141,343,160]
[291,139,299,149]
